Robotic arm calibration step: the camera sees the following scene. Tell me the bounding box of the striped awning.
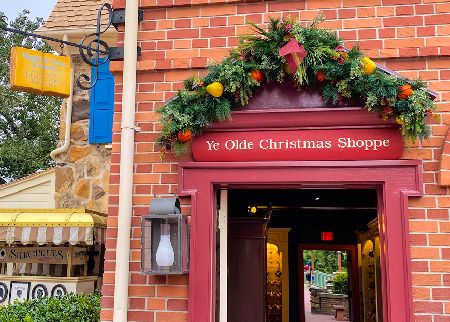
[0,209,107,246]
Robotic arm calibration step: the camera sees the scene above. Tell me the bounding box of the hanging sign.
[10,47,71,98]
[192,128,403,161]
[0,247,87,265]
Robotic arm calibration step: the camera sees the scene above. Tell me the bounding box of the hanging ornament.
[279,39,307,74]
[177,129,192,143]
[251,70,264,83]
[361,56,376,75]
[206,82,224,97]
[316,70,326,82]
[397,84,413,100]
[380,106,393,120]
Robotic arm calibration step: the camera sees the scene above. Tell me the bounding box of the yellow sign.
[10,47,71,98]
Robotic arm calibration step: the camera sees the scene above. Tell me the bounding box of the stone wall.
[310,287,349,317]
[53,55,111,214]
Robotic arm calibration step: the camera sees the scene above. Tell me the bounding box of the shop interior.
[222,188,383,322]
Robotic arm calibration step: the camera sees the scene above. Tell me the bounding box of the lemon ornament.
[361,56,376,75]
[206,82,224,97]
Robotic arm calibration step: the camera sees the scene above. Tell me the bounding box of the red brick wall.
[103,1,450,321]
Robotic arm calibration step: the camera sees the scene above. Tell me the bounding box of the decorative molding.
[178,160,422,322]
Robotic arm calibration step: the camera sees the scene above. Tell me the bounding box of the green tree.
[0,10,60,181]
[304,250,347,274]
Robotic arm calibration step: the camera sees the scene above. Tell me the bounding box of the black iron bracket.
[109,47,142,61]
[0,3,142,91]
[111,8,144,27]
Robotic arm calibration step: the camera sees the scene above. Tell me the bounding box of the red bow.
[279,39,307,74]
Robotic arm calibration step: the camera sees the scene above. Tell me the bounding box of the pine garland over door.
[157,14,436,155]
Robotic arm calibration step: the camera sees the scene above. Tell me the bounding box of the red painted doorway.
[178,160,422,322]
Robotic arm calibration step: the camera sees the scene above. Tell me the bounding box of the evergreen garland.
[158,15,436,155]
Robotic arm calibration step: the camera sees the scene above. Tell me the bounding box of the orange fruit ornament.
[398,84,413,100]
[316,70,326,82]
[177,129,192,143]
[251,70,264,83]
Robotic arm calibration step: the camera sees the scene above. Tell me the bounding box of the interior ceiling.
[228,188,378,228]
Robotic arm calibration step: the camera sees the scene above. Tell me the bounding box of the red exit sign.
[321,232,334,241]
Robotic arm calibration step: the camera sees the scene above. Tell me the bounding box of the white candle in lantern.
[156,223,175,269]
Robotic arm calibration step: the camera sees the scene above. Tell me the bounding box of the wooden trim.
[298,244,359,322]
[218,190,228,322]
[178,160,422,322]
[0,169,55,194]
[0,276,97,282]
[268,228,291,322]
[67,245,73,277]
[206,108,398,132]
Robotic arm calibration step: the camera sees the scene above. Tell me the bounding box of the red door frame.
[178,160,422,322]
[298,244,360,322]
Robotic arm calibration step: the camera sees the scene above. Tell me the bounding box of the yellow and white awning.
[0,209,107,246]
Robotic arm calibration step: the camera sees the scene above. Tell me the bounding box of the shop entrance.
[225,188,383,322]
[180,160,421,322]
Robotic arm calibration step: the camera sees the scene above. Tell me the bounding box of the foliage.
[0,292,100,322]
[157,15,435,154]
[304,250,346,274]
[0,10,61,181]
[332,272,349,295]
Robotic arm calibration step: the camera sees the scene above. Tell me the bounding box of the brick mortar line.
[112,1,450,12]
[115,0,292,10]
[109,53,450,74]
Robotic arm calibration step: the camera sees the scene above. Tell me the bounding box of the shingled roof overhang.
[35,0,116,54]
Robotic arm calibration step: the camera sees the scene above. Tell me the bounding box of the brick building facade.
[102,1,450,321]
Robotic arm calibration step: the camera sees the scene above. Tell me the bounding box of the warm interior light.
[250,206,257,214]
[156,223,175,269]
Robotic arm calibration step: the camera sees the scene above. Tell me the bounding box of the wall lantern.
[141,198,189,275]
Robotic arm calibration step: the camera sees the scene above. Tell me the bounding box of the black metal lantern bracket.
[0,3,143,90]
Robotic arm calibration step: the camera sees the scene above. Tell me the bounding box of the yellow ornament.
[361,56,376,75]
[395,117,404,126]
[206,82,224,97]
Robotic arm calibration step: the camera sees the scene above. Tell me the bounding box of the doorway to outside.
[300,245,358,322]
[224,188,383,322]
